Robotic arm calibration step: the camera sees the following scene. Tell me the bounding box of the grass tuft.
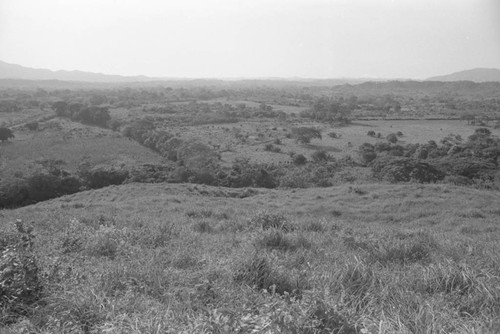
[249,210,294,232]
[192,220,214,233]
[233,254,308,296]
[256,229,311,252]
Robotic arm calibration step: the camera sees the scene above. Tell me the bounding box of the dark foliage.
[371,156,445,183]
[0,127,15,142]
[291,127,322,144]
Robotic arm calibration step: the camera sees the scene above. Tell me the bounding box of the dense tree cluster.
[52,101,110,127]
[300,97,354,123]
[291,127,322,144]
[362,128,500,187]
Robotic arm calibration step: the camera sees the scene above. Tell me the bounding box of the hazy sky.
[1,0,499,79]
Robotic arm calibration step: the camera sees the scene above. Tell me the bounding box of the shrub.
[293,154,307,165]
[0,220,42,325]
[388,144,405,157]
[374,142,391,152]
[359,151,377,165]
[264,143,282,153]
[78,165,129,189]
[311,149,330,162]
[358,143,376,165]
[367,130,376,137]
[25,121,39,131]
[387,133,398,143]
[86,230,119,259]
[328,131,340,139]
[396,131,404,137]
[0,127,15,142]
[107,118,122,131]
[443,175,474,186]
[292,127,322,144]
[371,156,445,183]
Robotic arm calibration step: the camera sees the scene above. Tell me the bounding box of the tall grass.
[1,183,500,332]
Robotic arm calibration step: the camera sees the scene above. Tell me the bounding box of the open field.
[2,182,500,333]
[1,81,500,333]
[0,118,162,179]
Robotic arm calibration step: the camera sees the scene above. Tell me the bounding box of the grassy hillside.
[0,118,163,179]
[2,182,500,333]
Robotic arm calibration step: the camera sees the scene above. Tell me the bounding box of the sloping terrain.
[2,182,500,333]
[427,68,500,82]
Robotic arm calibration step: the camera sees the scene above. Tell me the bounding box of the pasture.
[1,81,500,333]
[0,118,162,179]
[2,182,500,333]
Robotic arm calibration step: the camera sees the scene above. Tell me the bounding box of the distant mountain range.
[1,60,499,83]
[0,60,155,83]
[427,68,500,82]
[0,60,382,85]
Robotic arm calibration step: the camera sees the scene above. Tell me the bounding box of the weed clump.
[343,231,439,266]
[193,220,213,233]
[249,210,294,232]
[256,229,311,251]
[303,219,326,232]
[233,254,307,296]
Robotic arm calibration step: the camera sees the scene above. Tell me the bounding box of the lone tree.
[291,127,322,144]
[0,127,14,142]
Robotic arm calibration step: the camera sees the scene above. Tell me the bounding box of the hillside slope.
[2,182,500,333]
[427,68,500,82]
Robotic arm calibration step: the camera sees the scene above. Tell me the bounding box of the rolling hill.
[427,68,500,82]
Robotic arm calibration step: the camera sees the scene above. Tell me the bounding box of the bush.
[25,121,39,131]
[311,150,330,162]
[0,169,82,208]
[0,127,15,142]
[371,156,445,183]
[292,127,322,144]
[0,220,42,325]
[293,154,307,165]
[374,142,391,152]
[358,143,377,165]
[264,143,282,153]
[388,145,405,156]
[78,165,129,189]
[387,133,398,143]
[367,130,376,137]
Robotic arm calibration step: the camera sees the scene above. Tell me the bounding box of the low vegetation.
[1,183,500,333]
[1,80,500,332]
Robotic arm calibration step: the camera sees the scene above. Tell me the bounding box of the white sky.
[0,0,499,79]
